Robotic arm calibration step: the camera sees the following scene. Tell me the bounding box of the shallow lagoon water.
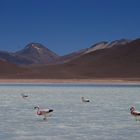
[0,84,140,140]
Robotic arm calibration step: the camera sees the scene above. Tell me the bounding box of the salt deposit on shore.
[0,78,140,84]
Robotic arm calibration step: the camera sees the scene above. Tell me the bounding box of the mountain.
[52,39,131,64]
[0,51,33,65]
[0,43,59,65]
[58,38,140,78]
[15,43,59,64]
[0,60,30,78]
[25,38,140,79]
[0,38,140,79]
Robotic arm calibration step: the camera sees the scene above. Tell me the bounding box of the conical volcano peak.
[29,43,42,50]
[17,42,58,56]
[24,43,48,51]
[15,42,59,64]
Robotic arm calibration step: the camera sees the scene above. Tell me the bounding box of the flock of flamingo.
[21,93,54,120]
[21,93,90,121]
[21,93,140,121]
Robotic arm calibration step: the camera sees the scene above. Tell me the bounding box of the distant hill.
[0,43,59,65]
[15,43,59,64]
[61,38,140,78]
[0,38,140,79]
[0,60,30,78]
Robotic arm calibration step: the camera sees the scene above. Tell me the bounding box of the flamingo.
[21,93,28,99]
[130,106,140,120]
[81,97,90,102]
[34,106,53,120]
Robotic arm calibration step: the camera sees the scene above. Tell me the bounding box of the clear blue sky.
[0,0,140,55]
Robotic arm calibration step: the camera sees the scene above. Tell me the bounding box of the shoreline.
[0,78,140,84]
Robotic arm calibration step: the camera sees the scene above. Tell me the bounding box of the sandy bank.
[0,78,140,84]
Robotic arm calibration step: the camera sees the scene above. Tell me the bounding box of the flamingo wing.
[133,110,140,115]
[40,109,53,114]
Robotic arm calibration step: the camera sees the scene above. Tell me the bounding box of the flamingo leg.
[136,116,140,121]
[43,113,47,120]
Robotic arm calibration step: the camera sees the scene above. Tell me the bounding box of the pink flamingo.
[130,106,140,120]
[34,106,53,120]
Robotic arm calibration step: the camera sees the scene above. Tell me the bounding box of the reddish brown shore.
[0,78,140,84]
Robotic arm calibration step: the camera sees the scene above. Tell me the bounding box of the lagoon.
[0,84,140,140]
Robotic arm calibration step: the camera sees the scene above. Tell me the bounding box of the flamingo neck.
[36,107,41,115]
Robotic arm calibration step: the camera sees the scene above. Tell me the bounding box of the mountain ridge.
[0,38,140,79]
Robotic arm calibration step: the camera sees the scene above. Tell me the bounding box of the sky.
[0,0,140,55]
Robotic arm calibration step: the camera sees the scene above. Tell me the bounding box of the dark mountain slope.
[0,60,30,78]
[16,43,59,64]
[0,38,140,79]
[27,38,140,79]
[63,38,140,78]
[0,43,59,65]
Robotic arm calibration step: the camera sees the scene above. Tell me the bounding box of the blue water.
[0,84,140,140]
